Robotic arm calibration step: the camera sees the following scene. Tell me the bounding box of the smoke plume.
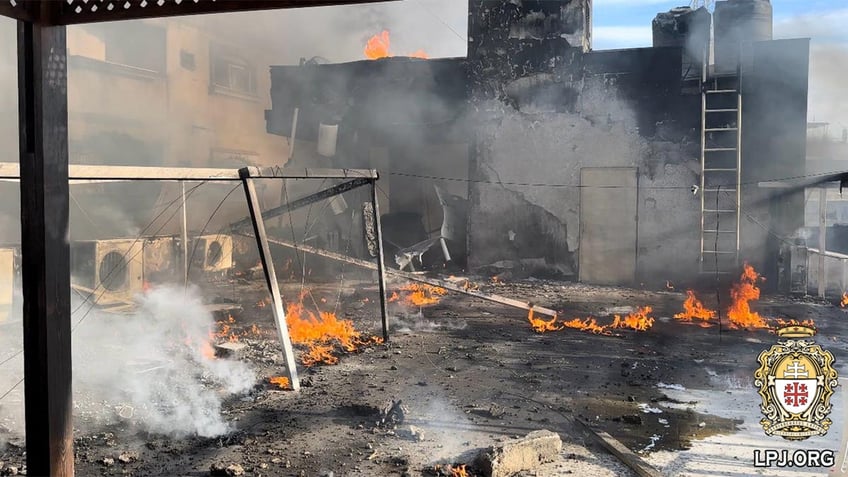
[72,284,256,438]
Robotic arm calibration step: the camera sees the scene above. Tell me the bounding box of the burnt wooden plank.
[17,19,74,477]
[54,0,398,25]
[575,420,662,477]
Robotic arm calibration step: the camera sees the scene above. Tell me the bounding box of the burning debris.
[727,263,769,329]
[388,283,448,307]
[430,463,469,477]
[674,290,715,326]
[526,306,655,335]
[364,30,428,60]
[285,290,383,366]
[268,376,290,390]
[842,292,848,308]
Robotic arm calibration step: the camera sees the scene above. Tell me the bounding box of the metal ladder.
[699,56,742,274]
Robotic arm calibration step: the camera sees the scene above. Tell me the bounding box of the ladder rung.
[703,188,736,192]
[703,168,737,172]
[704,147,737,152]
[705,109,738,113]
[702,251,737,255]
[705,128,738,132]
[703,230,737,234]
[703,209,736,213]
[698,270,734,274]
[706,89,737,94]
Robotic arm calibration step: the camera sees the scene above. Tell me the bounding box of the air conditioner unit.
[143,236,178,285]
[0,248,14,323]
[71,239,144,305]
[191,234,233,273]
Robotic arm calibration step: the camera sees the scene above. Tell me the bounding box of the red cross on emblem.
[784,382,808,407]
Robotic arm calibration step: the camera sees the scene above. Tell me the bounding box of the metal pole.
[241,172,300,390]
[819,187,827,298]
[698,41,707,272]
[370,180,390,341]
[181,181,188,287]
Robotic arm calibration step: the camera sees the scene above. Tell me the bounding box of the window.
[180,50,196,71]
[210,45,257,97]
[81,22,166,72]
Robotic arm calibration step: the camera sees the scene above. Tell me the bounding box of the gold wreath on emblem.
[754,325,839,441]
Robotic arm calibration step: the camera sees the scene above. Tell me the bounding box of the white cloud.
[775,8,848,44]
[593,26,653,50]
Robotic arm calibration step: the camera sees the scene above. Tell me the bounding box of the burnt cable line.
[282,180,323,312]
[714,184,722,341]
[388,169,848,191]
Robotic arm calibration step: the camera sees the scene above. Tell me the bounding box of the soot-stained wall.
[467,0,703,285]
[468,45,702,284]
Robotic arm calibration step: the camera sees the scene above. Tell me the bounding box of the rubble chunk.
[117,451,138,464]
[215,342,248,358]
[475,430,562,477]
[210,463,245,476]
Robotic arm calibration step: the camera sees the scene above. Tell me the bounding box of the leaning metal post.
[370,179,390,341]
[239,168,300,390]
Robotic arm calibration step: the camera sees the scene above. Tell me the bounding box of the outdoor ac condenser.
[143,236,178,285]
[190,234,233,273]
[71,239,144,305]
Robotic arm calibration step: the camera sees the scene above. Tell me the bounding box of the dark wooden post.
[18,16,74,477]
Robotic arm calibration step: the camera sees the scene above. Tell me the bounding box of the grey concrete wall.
[468,73,701,285]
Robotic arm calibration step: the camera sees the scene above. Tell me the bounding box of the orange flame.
[269,376,290,389]
[611,306,655,332]
[390,283,447,307]
[434,464,468,477]
[490,276,503,285]
[286,290,383,366]
[527,306,655,335]
[365,30,391,59]
[842,292,848,308]
[772,318,816,330]
[727,263,769,329]
[364,30,428,60]
[527,309,562,332]
[561,317,614,335]
[674,290,715,326]
[200,341,215,360]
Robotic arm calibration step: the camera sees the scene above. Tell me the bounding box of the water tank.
[652,6,712,79]
[714,0,773,74]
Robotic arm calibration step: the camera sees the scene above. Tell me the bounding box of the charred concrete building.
[266,0,810,289]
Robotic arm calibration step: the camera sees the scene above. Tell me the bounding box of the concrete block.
[476,430,562,477]
[214,341,247,358]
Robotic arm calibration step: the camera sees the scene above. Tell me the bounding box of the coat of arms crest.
[754,324,839,440]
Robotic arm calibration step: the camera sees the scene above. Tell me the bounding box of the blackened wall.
[468,45,703,285]
[740,38,810,288]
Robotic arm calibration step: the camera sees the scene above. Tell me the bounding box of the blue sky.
[593,0,848,49]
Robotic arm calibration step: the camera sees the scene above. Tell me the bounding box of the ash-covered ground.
[0,274,845,477]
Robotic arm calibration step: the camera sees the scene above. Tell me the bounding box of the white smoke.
[72,284,256,438]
